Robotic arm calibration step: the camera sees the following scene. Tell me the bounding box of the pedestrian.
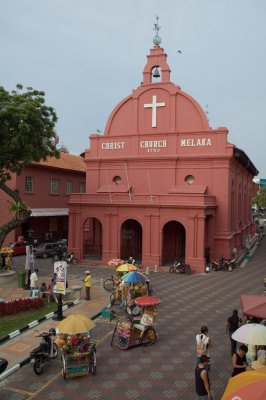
[119,281,127,309]
[257,345,266,359]
[231,344,248,376]
[246,343,257,364]
[84,270,92,300]
[127,256,136,265]
[196,326,212,369]
[195,355,212,400]
[49,277,58,303]
[29,268,39,297]
[225,309,243,355]
[40,282,49,300]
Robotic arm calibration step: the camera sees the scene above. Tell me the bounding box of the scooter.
[169,261,191,275]
[258,234,264,245]
[0,358,8,374]
[64,252,78,264]
[210,255,234,272]
[125,258,140,267]
[226,257,237,269]
[53,252,78,265]
[30,329,58,375]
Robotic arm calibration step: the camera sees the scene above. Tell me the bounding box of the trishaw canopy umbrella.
[116,263,138,272]
[121,271,150,283]
[241,294,266,319]
[107,258,124,267]
[58,314,95,334]
[221,367,266,400]
[134,296,161,306]
[232,323,266,345]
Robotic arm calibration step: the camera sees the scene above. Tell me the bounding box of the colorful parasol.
[232,323,266,346]
[134,296,161,306]
[121,271,150,283]
[57,314,95,334]
[107,258,124,267]
[116,263,138,272]
[221,367,266,400]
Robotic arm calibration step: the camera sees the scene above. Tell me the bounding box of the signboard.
[53,261,67,295]
[25,245,34,271]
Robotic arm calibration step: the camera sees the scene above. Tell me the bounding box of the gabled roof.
[32,151,85,172]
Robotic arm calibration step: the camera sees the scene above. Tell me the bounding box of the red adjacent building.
[0,151,86,246]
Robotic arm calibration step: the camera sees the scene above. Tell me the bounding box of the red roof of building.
[32,151,85,172]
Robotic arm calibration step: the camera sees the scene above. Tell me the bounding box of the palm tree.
[8,201,29,220]
[253,186,266,209]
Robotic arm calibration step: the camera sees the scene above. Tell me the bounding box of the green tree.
[0,84,60,247]
[253,186,266,209]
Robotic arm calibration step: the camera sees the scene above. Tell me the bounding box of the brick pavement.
[0,242,266,399]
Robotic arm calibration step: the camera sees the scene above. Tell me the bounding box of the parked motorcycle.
[30,329,58,375]
[169,261,192,275]
[64,252,78,264]
[125,257,140,267]
[0,357,8,374]
[257,233,264,246]
[53,252,78,265]
[210,255,235,272]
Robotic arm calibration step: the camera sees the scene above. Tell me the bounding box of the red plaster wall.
[0,164,85,246]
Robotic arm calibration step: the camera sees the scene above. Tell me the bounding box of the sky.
[1,0,266,178]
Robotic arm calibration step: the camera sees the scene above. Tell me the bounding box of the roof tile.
[32,152,85,172]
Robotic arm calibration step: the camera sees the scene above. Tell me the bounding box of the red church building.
[68,26,258,273]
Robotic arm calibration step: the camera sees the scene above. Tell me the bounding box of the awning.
[30,208,69,217]
[241,294,266,319]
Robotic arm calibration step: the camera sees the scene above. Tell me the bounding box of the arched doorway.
[120,219,142,262]
[83,217,102,260]
[162,221,186,265]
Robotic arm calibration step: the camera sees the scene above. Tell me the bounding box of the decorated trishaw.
[108,264,138,306]
[121,271,151,315]
[56,314,97,379]
[111,296,161,349]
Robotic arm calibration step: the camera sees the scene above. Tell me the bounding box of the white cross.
[144,95,165,128]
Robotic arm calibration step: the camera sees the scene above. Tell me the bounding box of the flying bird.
[177,50,182,54]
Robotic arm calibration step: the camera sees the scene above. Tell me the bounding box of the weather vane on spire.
[153,15,162,46]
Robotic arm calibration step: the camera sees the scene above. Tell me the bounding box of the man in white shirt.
[30,268,39,297]
[196,326,212,369]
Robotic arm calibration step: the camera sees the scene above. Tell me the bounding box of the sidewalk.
[0,279,109,379]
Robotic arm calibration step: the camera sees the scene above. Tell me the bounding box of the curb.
[0,301,107,381]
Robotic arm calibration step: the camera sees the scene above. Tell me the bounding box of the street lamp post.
[53,293,64,321]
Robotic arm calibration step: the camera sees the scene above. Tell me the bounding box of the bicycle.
[103,275,115,292]
[103,273,122,292]
[110,286,122,306]
[169,261,191,275]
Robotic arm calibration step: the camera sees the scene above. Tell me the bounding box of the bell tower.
[142,16,171,84]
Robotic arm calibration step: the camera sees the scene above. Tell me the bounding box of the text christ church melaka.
[68,20,258,273]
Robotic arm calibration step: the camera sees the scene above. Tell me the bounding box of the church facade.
[68,35,258,273]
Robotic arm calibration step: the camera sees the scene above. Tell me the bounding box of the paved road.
[1,243,266,399]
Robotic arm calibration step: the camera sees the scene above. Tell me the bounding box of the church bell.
[152,67,160,78]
